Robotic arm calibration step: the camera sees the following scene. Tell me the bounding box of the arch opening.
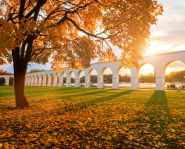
[102,67,112,87]
[165,60,185,89]
[40,75,43,86]
[44,74,48,86]
[55,73,59,86]
[69,72,75,86]
[50,74,54,86]
[9,77,14,85]
[63,72,67,86]
[139,64,155,88]
[0,77,5,86]
[78,70,85,86]
[119,67,131,88]
[35,75,39,86]
[89,69,97,87]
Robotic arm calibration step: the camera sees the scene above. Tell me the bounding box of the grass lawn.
[0,86,185,148]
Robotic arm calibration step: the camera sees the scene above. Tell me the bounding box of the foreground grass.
[0,87,185,148]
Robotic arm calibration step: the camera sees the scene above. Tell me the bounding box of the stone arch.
[101,67,113,87]
[0,77,6,86]
[35,75,40,86]
[62,72,67,85]
[39,74,43,86]
[9,77,14,85]
[49,73,54,86]
[88,68,98,86]
[78,70,85,84]
[54,72,60,86]
[163,60,185,74]
[28,76,32,86]
[69,71,75,86]
[118,66,131,88]
[138,63,156,89]
[31,75,35,86]
[43,74,48,86]
[163,60,185,89]
[32,75,36,86]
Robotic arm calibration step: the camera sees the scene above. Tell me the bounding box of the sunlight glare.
[139,64,154,75]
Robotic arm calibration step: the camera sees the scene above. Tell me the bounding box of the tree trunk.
[13,48,29,109]
[14,68,29,108]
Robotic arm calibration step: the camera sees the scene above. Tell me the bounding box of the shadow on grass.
[60,90,133,114]
[25,87,88,97]
[146,90,170,114]
[134,91,172,141]
[145,91,171,126]
[0,105,15,110]
[59,88,112,99]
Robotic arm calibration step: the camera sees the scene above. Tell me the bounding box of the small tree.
[0,0,162,108]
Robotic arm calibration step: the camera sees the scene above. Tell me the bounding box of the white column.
[75,77,80,87]
[131,67,139,90]
[97,70,103,88]
[66,72,71,87]
[84,70,90,88]
[43,76,47,86]
[31,77,34,86]
[59,76,63,87]
[57,72,63,87]
[112,73,119,89]
[29,77,31,86]
[35,77,39,86]
[53,76,58,86]
[85,76,90,88]
[27,77,30,86]
[74,70,80,87]
[33,77,36,86]
[48,76,52,86]
[38,76,42,86]
[5,77,9,86]
[156,68,165,90]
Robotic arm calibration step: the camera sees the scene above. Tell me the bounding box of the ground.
[0,87,185,148]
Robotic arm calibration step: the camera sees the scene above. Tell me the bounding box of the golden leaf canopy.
[0,0,163,69]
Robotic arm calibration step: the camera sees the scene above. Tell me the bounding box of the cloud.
[149,0,185,53]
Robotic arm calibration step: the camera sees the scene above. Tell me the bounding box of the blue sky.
[1,0,185,73]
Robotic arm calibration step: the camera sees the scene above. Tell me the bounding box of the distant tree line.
[30,69,49,73]
[166,70,185,82]
[0,69,12,75]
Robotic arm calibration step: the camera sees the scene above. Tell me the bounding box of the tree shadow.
[59,90,134,114]
[59,88,112,99]
[26,87,88,96]
[0,105,15,110]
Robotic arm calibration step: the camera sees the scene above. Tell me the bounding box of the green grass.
[0,86,185,148]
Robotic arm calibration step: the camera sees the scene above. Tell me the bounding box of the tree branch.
[19,0,26,20]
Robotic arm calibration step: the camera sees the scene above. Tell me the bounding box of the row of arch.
[0,76,13,86]
[25,60,185,90]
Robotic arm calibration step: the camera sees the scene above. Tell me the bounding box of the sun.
[139,64,155,75]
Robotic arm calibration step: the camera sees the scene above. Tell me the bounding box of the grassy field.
[0,86,185,148]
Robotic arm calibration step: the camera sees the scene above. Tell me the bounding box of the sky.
[145,0,185,55]
[0,0,185,73]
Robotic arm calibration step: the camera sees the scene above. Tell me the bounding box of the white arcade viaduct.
[0,51,185,90]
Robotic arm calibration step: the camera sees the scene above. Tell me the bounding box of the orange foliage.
[0,0,163,69]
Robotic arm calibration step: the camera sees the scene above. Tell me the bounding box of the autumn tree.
[0,0,162,108]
